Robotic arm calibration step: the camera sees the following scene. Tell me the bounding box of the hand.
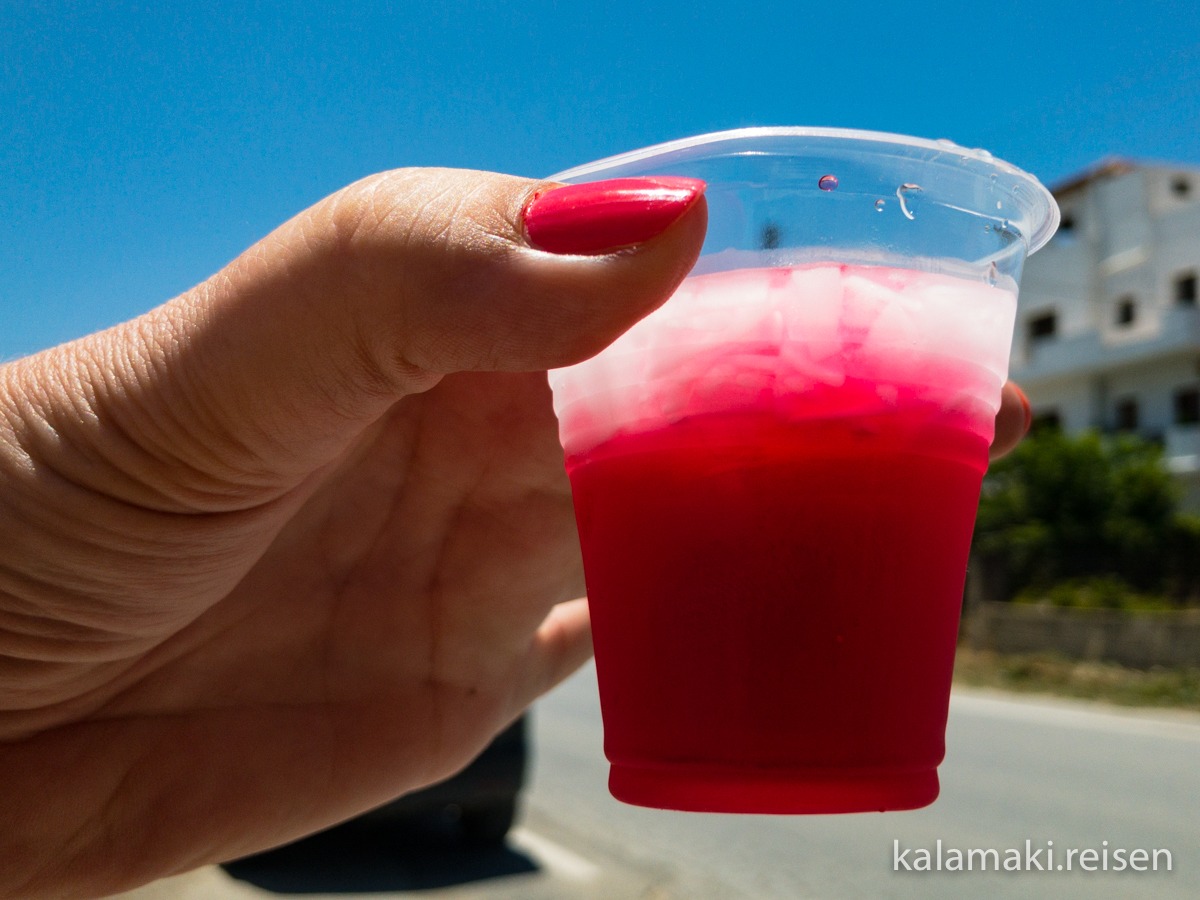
[0,168,1029,897]
[0,169,707,896]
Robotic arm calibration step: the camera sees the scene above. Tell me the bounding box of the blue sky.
[3,0,1199,358]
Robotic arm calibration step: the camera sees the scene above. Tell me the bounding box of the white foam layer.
[548,263,1017,454]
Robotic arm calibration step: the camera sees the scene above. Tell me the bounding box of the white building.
[1009,158,1200,508]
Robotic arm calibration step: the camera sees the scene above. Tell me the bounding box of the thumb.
[4,168,706,509]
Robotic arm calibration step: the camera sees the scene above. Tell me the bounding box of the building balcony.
[1012,305,1200,384]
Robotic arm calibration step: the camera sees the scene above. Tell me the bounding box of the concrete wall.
[1021,373,1096,431]
[962,601,1200,670]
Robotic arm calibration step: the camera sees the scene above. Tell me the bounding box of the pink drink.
[551,262,1016,813]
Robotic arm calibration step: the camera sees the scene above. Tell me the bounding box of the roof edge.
[1050,156,1200,195]
[1049,157,1139,195]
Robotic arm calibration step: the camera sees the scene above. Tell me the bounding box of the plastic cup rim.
[550,126,1060,255]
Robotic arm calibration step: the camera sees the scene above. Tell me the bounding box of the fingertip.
[521,177,707,256]
[522,598,594,703]
[990,381,1031,461]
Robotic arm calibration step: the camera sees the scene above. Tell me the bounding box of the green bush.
[974,429,1200,604]
[1167,514,1200,604]
[1013,576,1176,611]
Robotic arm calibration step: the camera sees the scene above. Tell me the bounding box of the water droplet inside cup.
[896,183,922,220]
[874,198,886,212]
[987,262,999,286]
[818,174,839,191]
[996,200,1003,210]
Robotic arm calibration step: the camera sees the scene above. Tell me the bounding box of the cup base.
[608,763,939,814]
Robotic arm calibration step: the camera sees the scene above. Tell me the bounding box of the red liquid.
[566,379,988,813]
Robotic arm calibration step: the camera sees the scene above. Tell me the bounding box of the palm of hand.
[0,370,589,893]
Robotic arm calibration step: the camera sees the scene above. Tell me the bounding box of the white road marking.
[950,688,1200,742]
[510,827,601,882]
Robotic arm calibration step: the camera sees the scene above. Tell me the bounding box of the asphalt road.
[126,662,1199,899]
[522,662,1200,899]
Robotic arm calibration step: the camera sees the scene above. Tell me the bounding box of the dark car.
[353,714,529,846]
[223,716,531,891]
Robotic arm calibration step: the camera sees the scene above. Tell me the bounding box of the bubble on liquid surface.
[896,183,923,220]
[874,198,886,212]
[818,174,839,191]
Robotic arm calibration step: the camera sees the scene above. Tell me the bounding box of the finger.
[990,381,1032,461]
[516,597,593,708]
[5,170,706,509]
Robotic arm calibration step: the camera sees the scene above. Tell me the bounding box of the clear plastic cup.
[547,127,1058,813]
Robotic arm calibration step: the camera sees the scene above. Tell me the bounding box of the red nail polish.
[523,177,706,255]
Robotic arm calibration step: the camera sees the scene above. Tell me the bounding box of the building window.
[1114,397,1139,432]
[1027,311,1057,341]
[1031,410,1062,432]
[1176,272,1198,306]
[1055,212,1077,244]
[1115,296,1136,326]
[1174,388,1200,425]
[1172,176,1191,198]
